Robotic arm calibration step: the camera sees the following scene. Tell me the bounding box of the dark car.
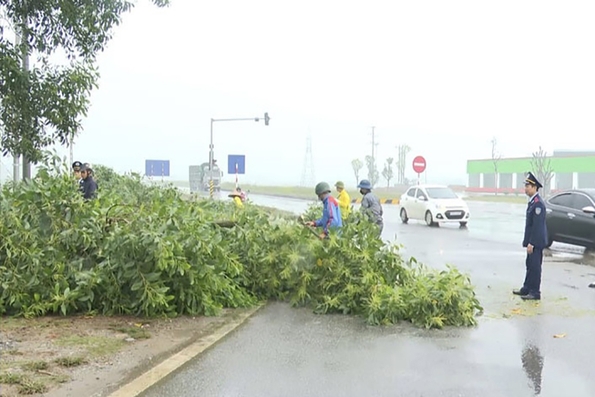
[545,189,595,249]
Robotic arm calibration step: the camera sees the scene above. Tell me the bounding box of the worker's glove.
[318,232,327,240]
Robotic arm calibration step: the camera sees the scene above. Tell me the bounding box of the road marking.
[106,304,264,397]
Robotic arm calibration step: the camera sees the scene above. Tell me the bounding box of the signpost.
[228,155,246,188]
[145,160,170,178]
[412,155,426,184]
[209,113,269,198]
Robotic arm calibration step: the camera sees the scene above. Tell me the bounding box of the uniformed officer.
[72,161,83,179]
[513,172,548,300]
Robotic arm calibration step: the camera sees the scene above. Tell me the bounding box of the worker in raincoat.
[334,181,351,220]
[305,182,342,239]
[236,186,247,202]
[228,192,244,208]
[357,179,384,235]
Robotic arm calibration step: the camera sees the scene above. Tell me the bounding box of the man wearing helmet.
[357,179,384,235]
[305,181,342,239]
[79,165,98,200]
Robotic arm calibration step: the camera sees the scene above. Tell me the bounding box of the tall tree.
[382,157,394,189]
[351,158,363,186]
[530,146,554,196]
[491,137,502,195]
[396,144,410,184]
[0,0,170,178]
[365,155,379,187]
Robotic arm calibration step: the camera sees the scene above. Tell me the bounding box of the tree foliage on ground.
[0,155,483,329]
[351,158,363,186]
[365,155,379,187]
[531,146,554,196]
[0,0,169,163]
[382,157,394,188]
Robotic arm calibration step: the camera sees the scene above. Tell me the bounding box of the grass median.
[175,181,528,205]
[223,183,529,204]
[221,183,405,201]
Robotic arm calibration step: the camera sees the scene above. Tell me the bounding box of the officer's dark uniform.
[80,166,98,200]
[513,172,548,300]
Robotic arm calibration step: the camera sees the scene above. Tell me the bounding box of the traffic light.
[264,112,270,126]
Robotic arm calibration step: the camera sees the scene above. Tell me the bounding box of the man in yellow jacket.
[334,181,351,220]
[228,192,244,208]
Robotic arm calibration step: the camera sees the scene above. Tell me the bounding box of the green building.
[466,151,595,193]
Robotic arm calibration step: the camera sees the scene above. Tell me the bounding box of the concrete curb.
[105,304,264,397]
[351,198,400,204]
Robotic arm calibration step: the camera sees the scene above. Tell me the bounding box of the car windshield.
[425,187,458,199]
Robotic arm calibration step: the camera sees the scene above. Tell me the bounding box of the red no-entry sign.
[412,156,426,174]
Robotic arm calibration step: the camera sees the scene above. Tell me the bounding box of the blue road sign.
[228,155,246,174]
[145,159,170,177]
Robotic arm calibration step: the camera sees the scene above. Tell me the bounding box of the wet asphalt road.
[141,192,595,397]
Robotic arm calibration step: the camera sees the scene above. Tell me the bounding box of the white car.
[399,184,470,227]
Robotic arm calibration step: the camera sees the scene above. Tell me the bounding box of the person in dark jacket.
[79,165,98,200]
[357,179,384,235]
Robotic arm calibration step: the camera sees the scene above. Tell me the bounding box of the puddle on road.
[483,296,595,320]
[544,247,595,266]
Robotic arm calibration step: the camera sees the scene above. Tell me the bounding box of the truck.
[189,162,223,192]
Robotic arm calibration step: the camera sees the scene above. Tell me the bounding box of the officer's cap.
[72,161,83,171]
[524,172,543,189]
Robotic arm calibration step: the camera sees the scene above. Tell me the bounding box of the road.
[141,192,595,397]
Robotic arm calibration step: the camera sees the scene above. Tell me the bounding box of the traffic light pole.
[208,113,270,199]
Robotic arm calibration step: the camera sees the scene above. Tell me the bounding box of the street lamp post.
[208,113,270,198]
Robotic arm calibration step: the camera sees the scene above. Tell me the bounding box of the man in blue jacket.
[306,181,342,239]
[513,172,548,300]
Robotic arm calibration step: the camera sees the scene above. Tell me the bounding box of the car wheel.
[425,211,437,227]
[459,221,468,227]
[400,208,409,224]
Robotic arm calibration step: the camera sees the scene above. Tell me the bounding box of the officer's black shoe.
[512,289,525,295]
[589,283,595,288]
[520,294,540,300]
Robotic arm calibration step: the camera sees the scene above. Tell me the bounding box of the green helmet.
[315,181,331,196]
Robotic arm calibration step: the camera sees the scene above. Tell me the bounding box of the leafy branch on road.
[0,154,482,329]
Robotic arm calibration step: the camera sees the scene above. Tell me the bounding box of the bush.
[0,155,482,329]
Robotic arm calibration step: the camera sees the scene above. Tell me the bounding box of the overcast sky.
[2,0,595,187]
